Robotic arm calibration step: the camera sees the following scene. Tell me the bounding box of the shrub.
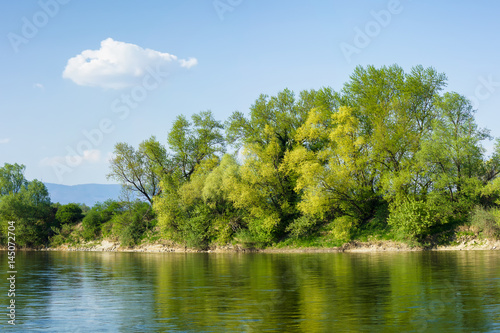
[50,234,66,247]
[182,215,210,249]
[233,228,267,249]
[82,210,102,241]
[387,198,445,241]
[330,215,358,243]
[286,215,320,238]
[55,203,83,225]
[470,206,500,239]
[119,207,149,247]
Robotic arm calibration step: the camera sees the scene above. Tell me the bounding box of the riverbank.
[19,236,499,253]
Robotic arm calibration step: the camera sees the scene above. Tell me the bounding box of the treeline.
[0,163,155,247]
[2,64,500,249]
[107,65,500,248]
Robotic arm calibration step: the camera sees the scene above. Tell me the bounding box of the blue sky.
[1,0,500,185]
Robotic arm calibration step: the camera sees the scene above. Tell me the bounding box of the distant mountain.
[44,183,123,207]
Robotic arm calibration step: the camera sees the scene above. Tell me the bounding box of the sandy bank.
[22,237,499,253]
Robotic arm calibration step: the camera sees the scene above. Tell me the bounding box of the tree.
[0,179,53,247]
[154,154,243,248]
[0,163,28,196]
[153,111,227,245]
[108,141,162,204]
[55,203,84,225]
[82,210,102,240]
[286,106,377,222]
[339,65,447,202]
[224,89,331,240]
[417,92,489,218]
[140,136,173,177]
[284,65,452,240]
[168,110,225,180]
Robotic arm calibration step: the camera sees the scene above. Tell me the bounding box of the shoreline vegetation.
[2,65,500,253]
[2,222,500,254]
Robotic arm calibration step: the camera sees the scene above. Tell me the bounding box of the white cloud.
[0,138,10,144]
[33,83,44,90]
[82,149,101,163]
[39,156,65,167]
[62,38,197,89]
[40,149,102,167]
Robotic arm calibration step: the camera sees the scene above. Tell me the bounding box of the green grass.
[273,234,345,249]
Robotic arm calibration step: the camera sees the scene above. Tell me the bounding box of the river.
[1,250,499,332]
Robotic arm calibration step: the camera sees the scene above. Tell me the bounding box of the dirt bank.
[26,237,500,253]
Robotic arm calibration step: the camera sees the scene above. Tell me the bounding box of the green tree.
[82,210,102,240]
[0,163,28,195]
[0,179,53,247]
[224,89,336,241]
[153,111,227,245]
[340,65,447,202]
[154,154,243,248]
[285,65,451,240]
[286,106,377,222]
[417,92,489,219]
[168,110,225,180]
[55,203,84,225]
[108,141,162,204]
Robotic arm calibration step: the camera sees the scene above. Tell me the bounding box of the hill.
[44,183,123,207]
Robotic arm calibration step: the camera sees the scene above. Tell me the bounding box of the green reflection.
[0,251,499,332]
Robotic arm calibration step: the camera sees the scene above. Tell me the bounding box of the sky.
[1,0,500,185]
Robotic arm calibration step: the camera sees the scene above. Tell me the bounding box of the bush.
[119,207,150,247]
[387,198,449,241]
[50,234,66,247]
[286,215,320,238]
[329,215,358,243]
[82,210,102,241]
[470,206,500,239]
[119,221,139,247]
[55,203,83,225]
[213,216,239,244]
[49,224,74,247]
[233,228,267,249]
[182,215,210,249]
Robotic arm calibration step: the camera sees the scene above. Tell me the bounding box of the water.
[1,250,499,332]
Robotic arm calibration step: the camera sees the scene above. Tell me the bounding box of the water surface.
[1,250,499,332]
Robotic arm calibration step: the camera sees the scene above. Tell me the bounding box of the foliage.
[0,178,53,247]
[55,203,84,225]
[0,163,28,196]
[147,67,500,247]
[154,155,242,248]
[469,206,500,239]
[387,196,451,240]
[286,215,321,239]
[119,201,154,246]
[82,210,102,241]
[224,89,325,240]
[18,64,494,249]
[107,140,162,204]
[168,110,226,180]
[329,216,359,243]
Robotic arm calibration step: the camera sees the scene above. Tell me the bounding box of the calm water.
[0,250,499,332]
